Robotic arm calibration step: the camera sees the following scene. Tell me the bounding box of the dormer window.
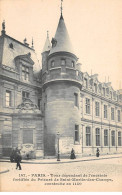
[103,87,105,96]
[9,43,14,49]
[51,60,55,67]
[61,59,66,65]
[22,65,29,81]
[84,78,88,89]
[94,83,97,93]
[72,61,75,68]
[110,91,112,99]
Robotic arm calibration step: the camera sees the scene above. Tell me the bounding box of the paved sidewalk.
[0,153,122,164]
[0,153,122,174]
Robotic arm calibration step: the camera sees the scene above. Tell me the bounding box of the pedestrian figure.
[15,151,22,170]
[70,148,76,159]
[96,148,100,157]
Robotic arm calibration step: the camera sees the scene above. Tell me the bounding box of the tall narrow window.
[111,108,114,120]
[72,61,75,68]
[38,99,41,110]
[96,128,100,146]
[104,129,108,146]
[104,105,107,118]
[5,91,11,107]
[86,98,90,114]
[118,110,121,122]
[95,102,100,117]
[84,78,88,89]
[22,91,30,100]
[75,125,79,142]
[118,132,121,146]
[22,65,29,81]
[51,60,55,67]
[111,131,115,146]
[86,127,91,146]
[74,93,78,107]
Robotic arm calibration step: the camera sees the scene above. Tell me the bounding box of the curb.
[0,155,122,165]
[0,169,9,174]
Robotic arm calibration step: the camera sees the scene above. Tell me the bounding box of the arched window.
[86,127,91,146]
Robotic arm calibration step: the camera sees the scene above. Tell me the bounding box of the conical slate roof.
[42,32,51,53]
[49,15,74,56]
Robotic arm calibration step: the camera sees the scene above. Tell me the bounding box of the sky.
[0,0,122,90]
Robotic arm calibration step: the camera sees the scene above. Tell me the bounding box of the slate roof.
[49,15,74,56]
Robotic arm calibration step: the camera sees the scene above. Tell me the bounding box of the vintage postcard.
[0,0,122,192]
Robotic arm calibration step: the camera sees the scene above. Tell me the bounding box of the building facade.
[0,11,122,158]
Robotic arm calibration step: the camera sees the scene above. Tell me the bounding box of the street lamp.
[57,132,60,161]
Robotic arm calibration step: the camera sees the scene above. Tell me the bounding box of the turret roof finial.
[32,37,34,49]
[47,30,49,38]
[60,0,63,19]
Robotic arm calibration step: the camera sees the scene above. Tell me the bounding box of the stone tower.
[42,10,82,157]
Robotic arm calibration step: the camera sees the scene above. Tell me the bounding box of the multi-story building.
[0,8,122,158]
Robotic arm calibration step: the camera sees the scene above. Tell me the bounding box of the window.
[61,59,66,65]
[38,99,41,110]
[72,61,75,68]
[86,127,91,146]
[86,98,90,114]
[111,131,115,146]
[94,83,97,93]
[9,43,13,49]
[74,93,78,107]
[51,60,55,67]
[22,91,30,100]
[22,65,29,81]
[75,125,79,142]
[23,129,33,144]
[118,110,121,122]
[95,102,100,117]
[104,129,108,146]
[84,78,88,89]
[111,108,114,120]
[103,88,105,96]
[5,91,11,107]
[104,105,107,118]
[96,128,100,146]
[118,132,121,146]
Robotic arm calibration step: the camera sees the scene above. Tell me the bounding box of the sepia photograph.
[0,0,122,192]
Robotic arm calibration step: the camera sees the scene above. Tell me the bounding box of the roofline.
[48,51,78,61]
[0,33,35,51]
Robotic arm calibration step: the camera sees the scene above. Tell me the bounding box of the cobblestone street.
[0,157,122,192]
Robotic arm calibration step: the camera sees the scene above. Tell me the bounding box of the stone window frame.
[95,101,100,117]
[96,128,100,146]
[111,130,115,146]
[86,126,91,146]
[104,129,108,146]
[104,104,108,119]
[85,98,90,114]
[22,65,29,81]
[111,107,115,121]
[5,90,11,107]
[74,124,79,143]
[118,131,121,146]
